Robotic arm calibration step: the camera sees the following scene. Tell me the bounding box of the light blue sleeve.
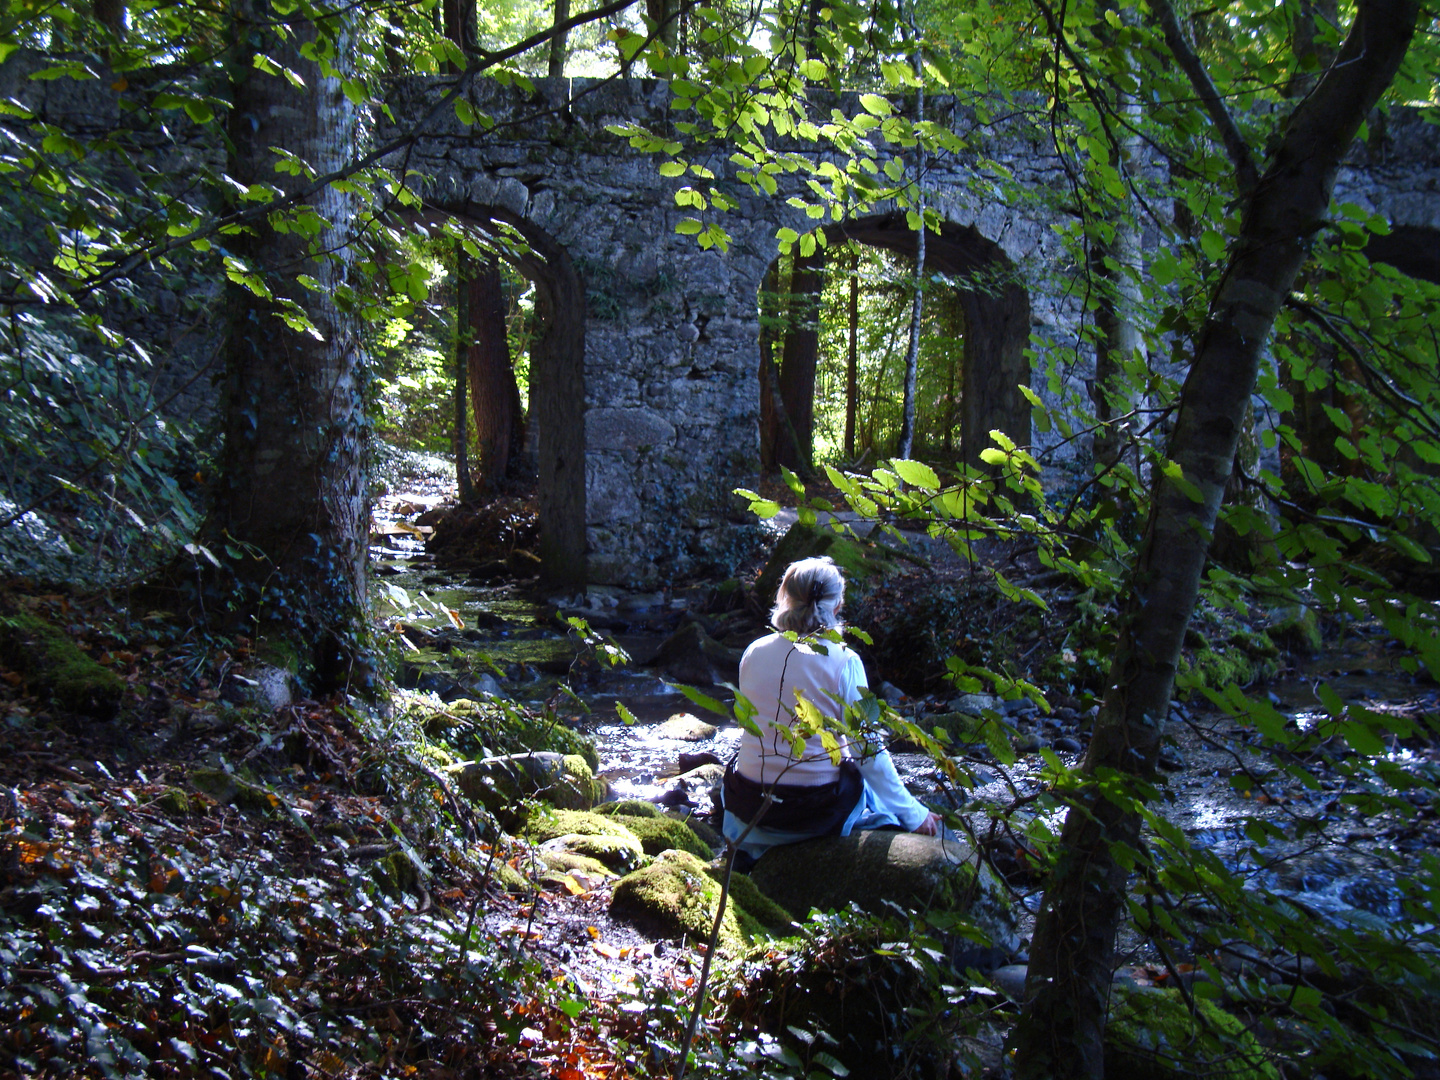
[841,646,929,830]
[858,751,932,831]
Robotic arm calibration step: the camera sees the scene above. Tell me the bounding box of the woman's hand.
[914,811,942,836]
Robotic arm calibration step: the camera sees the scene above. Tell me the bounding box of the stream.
[371,490,1440,939]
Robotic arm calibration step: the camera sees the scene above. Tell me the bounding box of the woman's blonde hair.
[771,556,846,634]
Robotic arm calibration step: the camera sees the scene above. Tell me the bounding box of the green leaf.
[659,161,686,177]
[891,458,939,489]
[859,94,892,117]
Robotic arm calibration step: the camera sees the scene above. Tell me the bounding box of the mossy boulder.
[1106,985,1279,1080]
[491,859,536,894]
[526,808,648,873]
[1267,605,1323,655]
[754,523,895,609]
[558,833,647,873]
[750,831,1017,950]
[618,813,715,859]
[448,751,605,813]
[656,712,718,741]
[153,788,191,816]
[527,807,635,843]
[0,611,125,719]
[540,849,617,881]
[413,695,599,771]
[593,800,715,857]
[371,850,419,899]
[610,850,792,952]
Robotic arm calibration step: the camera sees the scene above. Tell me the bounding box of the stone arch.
[419,203,587,584]
[833,213,1032,472]
[755,213,1032,473]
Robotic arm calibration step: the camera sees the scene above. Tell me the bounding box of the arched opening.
[407,205,587,584]
[757,213,1031,475]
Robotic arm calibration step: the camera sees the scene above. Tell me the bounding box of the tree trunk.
[443,0,476,66]
[845,247,859,459]
[213,0,367,686]
[548,0,571,78]
[453,248,477,505]
[467,256,524,493]
[896,45,925,461]
[1012,2,1419,1076]
[1089,91,1143,472]
[645,0,679,52]
[775,249,821,474]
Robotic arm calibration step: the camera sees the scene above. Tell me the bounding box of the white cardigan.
[734,632,865,787]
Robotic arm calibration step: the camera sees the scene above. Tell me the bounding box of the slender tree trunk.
[845,247,859,459]
[467,256,524,492]
[1012,2,1419,1076]
[444,0,476,63]
[897,28,925,460]
[1089,56,1143,471]
[759,261,782,470]
[776,249,822,474]
[213,0,367,684]
[645,0,678,52]
[942,343,957,454]
[453,248,477,505]
[548,0,571,77]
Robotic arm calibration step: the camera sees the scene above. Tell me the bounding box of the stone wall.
[381,78,1440,587]
[380,78,1080,585]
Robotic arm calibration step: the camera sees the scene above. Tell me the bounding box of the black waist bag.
[722,757,863,835]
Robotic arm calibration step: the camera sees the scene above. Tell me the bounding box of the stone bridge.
[381,77,1440,588]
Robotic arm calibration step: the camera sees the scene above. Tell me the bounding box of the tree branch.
[1148,0,1260,195]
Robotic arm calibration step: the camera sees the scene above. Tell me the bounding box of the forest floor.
[0,578,729,1077]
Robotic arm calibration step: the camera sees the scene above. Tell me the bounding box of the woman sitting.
[721,555,940,863]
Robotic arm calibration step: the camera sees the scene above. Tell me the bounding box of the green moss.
[525,808,647,872]
[450,753,603,815]
[371,851,418,899]
[153,788,190,816]
[1228,629,1279,659]
[546,804,712,858]
[565,833,647,873]
[706,863,795,929]
[1178,647,1280,694]
[1106,986,1279,1080]
[552,755,605,810]
[541,850,616,879]
[492,860,535,894]
[0,611,125,719]
[611,850,790,952]
[526,808,634,843]
[611,813,714,859]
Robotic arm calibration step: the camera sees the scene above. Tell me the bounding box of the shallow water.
[369,525,1434,931]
